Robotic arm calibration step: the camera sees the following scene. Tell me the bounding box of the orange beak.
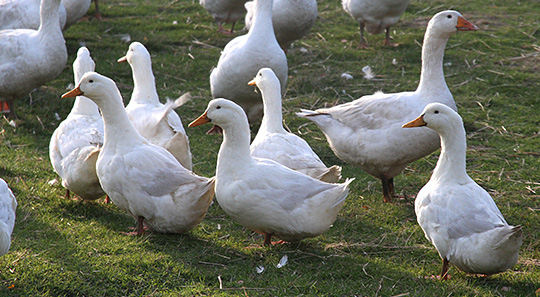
[456,16,478,31]
[188,111,211,127]
[402,115,427,128]
[62,86,84,98]
[117,56,127,63]
[247,78,256,86]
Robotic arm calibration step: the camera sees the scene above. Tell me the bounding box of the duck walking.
[189,99,353,245]
[403,103,522,279]
[62,72,215,235]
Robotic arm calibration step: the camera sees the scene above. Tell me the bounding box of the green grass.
[1,0,539,295]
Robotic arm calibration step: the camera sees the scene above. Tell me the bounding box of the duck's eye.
[434,110,439,114]
[216,106,221,110]
[89,80,94,83]
[447,15,452,19]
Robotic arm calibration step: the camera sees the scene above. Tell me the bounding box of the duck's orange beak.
[62,86,83,98]
[247,78,256,86]
[456,16,478,31]
[189,111,210,127]
[402,115,427,128]
[117,56,127,63]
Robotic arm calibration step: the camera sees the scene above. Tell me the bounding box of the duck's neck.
[416,28,452,97]
[96,90,146,148]
[70,96,101,116]
[129,59,159,105]
[259,84,285,133]
[217,120,254,175]
[38,0,63,37]
[246,0,275,42]
[431,123,469,183]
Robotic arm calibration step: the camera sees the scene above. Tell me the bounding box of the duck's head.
[74,47,95,83]
[428,10,477,37]
[248,67,281,90]
[189,99,248,131]
[62,72,119,105]
[402,103,462,133]
[117,41,150,65]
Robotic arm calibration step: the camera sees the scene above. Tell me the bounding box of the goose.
[402,103,522,279]
[118,42,192,170]
[342,0,411,48]
[0,0,67,30]
[0,179,17,257]
[189,99,353,245]
[244,0,317,51]
[0,0,67,119]
[249,68,341,183]
[49,47,105,201]
[62,72,215,235]
[297,10,477,202]
[199,0,248,34]
[210,0,288,123]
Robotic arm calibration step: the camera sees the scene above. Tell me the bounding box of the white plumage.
[0,179,17,257]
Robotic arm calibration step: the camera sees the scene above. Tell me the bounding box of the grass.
[1,0,539,295]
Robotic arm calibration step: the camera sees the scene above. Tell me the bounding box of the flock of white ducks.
[0,0,524,280]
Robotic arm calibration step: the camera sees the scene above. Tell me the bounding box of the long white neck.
[259,83,286,134]
[69,96,101,116]
[129,57,159,105]
[430,122,470,184]
[217,119,254,176]
[246,0,275,43]
[416,27,452,98]
[95,89,146,148]
[38,0,63,38]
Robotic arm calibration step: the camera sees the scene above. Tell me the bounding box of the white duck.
[199,0,248,34]
[402,103,522,279]
[62,72,215,235]
[0,179,17,257]
[189,99,353,245]
[62,0,91,28]
[297,11,477,202]
[0,0,67,119]
[118,42,192,170]
[342,0,410,48]
[49,47,105,201]
[249,68,341,183]
[0,0,67,30]
[210,0,288,123]
[244,0,317,51]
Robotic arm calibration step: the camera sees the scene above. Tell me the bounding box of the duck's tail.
[316,165,342,183]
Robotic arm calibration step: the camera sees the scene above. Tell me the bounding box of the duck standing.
[403,103,522,279]
[297,11,477,202]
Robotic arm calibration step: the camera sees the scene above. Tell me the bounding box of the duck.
[0,178,17,257]
[0,0,67,30]
[62,0,91,28]
[118,42,192,170]
[0,0,67,119]
[62,72,215,235]
[49,46,105,201]
[189,98,353,245]
[210,0,288,123]
[402,103,522,279]
[248,68,341,183]
[342,0,410,48]
[199,0,248,34]
[244,0,317,51]
[296,10,477,203]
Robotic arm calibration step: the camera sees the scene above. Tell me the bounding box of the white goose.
[244,0,317,51]
[403,103,522,279]
[0,0,67,119]
[62,72,215,235]
[118,42,192,170]
[189,99,353,245]
[0,0,67,30]
[49,47,105,201]
[297,11,477,202]
[249,68,341,183]
[199,0,247,34]
[210,0,288,123]
[342,0,410,48]
[0,179,17,257]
